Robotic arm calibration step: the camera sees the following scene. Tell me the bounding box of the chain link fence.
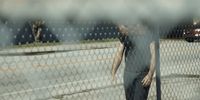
[159,19,200,100]
[0,19,200,100]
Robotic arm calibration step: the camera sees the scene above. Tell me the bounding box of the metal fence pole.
[156,25,161,100]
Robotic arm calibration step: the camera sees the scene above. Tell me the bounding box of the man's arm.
[148,41,156,77]
[111,24,128,80]
[112,42,125,80]
[142,41,157,86]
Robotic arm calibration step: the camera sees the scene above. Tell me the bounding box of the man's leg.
[123,72,138,100]
[124,80,136,100]
[133,73,150,100]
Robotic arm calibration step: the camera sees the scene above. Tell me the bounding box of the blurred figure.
[112,22,158,100]
[31,20,44,41]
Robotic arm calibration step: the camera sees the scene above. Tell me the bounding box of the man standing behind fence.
[112,22,158,100]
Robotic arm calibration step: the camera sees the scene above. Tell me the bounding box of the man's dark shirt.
[118,25,158,76]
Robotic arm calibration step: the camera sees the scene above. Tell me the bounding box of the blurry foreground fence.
[0,21,200,100]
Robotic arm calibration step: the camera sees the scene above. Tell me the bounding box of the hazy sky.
[0,0,199,24]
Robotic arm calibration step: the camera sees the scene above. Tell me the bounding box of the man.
[112,22,158,100]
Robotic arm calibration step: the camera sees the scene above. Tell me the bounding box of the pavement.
[0,39,199,100]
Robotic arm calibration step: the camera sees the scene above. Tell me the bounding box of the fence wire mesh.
[159,20,200,100]
[0,19,199,100]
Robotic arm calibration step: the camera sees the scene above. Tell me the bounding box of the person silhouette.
[112,22,158,100]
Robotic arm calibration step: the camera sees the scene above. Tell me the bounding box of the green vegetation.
[1,38,119,49]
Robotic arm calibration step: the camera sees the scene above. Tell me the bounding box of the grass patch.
[1,38,119,49]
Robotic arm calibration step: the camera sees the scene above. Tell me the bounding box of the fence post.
[156,25,161,100]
